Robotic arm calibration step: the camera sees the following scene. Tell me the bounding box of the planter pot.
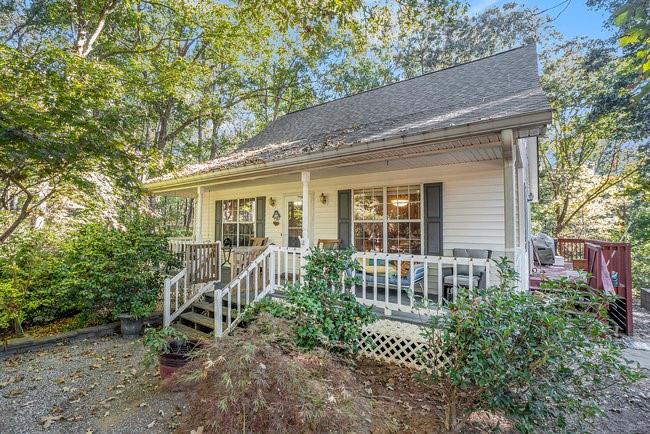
[119,314,144,339]
[159,340,200,379]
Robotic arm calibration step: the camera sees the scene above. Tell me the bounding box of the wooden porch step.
[180,312,215,329]
[192,301,216,313]
[172,323,211,341]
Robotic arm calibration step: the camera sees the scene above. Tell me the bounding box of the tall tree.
[534,39,648,236]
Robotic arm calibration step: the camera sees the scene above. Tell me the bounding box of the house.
[147,45,555,342]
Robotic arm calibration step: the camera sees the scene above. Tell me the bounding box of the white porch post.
[300,171,310,283]
[195,186,204,242]
[301,171,310,248]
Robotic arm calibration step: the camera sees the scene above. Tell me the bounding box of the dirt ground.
[1,305,649,434]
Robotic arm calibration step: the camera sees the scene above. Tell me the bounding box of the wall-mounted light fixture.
[319,193,328,205]
[269,197,276,207]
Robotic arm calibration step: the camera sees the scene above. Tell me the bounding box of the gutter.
[146,110,552,194]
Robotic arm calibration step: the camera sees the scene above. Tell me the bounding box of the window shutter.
[255,196,265,237]
[215,200,223,242]
[424,183,443,255]
[337,190,352,248]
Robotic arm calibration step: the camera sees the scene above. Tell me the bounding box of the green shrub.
[422,258,642,433]
[0,230,73,329]
[284,248,376,354]
[63,213,175,320]
[0,280,23,338]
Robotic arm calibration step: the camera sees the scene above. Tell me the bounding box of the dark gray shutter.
[215,200,223,242]
[424,183,443,255]
[255,196,265,237]
[337,190,352,248]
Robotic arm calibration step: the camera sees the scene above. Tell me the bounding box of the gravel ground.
[1,306,649,434]
[0,336,185,434]
[593,303,650,434]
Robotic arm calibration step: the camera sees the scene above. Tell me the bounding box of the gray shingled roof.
[152,45,550,182]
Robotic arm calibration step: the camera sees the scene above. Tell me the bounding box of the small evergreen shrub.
[284,248,376,354]
[422,258,642,433]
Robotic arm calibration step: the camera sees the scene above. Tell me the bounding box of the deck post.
[163,277,171,327]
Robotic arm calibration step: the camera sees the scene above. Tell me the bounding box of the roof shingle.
[152,45,550,182]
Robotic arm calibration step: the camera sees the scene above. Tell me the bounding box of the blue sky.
[468,0,613,40]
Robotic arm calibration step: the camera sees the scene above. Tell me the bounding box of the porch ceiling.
[157,135,504,196]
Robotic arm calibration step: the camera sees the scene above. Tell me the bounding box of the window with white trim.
[222,198,255,246]
[352,185,422,254]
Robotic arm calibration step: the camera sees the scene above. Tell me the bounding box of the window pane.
[354,188,383,220]
[223,223,237,245]
[388,185,419,220]
[238,198,255,222]
[409,188,421,220]
[223,200,237,222]
[354,222,383,252]
[238,223,254,246]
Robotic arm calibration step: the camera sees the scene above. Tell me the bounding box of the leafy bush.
[422,258,642,433]
[0,280,23,338]
[64,213,175,320]
[0,229,73,330]
[0,213,175,334]
[284,248,376,354]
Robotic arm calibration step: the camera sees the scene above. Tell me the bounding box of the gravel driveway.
[0,336,186,434]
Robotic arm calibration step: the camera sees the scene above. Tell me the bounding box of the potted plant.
[143,326,200,379]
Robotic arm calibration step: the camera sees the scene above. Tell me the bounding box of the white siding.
[198,159,506,256]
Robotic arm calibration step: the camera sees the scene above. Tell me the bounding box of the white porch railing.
[163,244,493,337]
[349,251,491,315]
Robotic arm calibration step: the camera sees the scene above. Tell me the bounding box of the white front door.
[284,196,303,247]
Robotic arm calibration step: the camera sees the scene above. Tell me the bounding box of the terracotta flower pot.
[159,340,200,379]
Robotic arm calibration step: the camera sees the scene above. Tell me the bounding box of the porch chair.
[249,237,269,247]
[442,248,492,297]
[317,239,342,249]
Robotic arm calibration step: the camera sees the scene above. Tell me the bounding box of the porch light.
[319,193,327,205]
[390,198,410,207]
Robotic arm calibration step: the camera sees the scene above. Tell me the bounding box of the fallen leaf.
[147,421,156,428]
[90,364,102,370]
[103,411,110,417]
[40,415,63,429]
[55,377,65,385]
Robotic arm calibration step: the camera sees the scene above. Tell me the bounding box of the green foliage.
[0,213,175,334]
[0,280,23,335]
[142,326,188,369]
[284,248,376,354]
[423,259,642,432]
[63,214,175,320]
[0,229,73,328]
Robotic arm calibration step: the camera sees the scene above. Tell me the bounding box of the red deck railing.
[556,238,633,334]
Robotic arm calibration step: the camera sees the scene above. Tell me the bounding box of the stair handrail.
[163,267,185,327]
[214,244,277,337]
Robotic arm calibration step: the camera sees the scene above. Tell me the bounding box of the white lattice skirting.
[358,319,450,372]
